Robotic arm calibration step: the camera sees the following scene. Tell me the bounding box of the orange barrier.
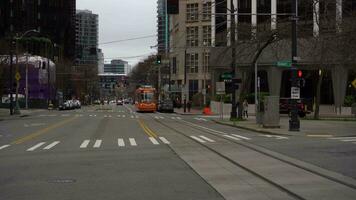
[203,107,212,115]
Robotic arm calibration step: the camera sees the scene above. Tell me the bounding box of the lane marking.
[131,115,134,118]
[199,135,215,142]
[138,120,158,138]
[93,140,102,148]
[307,134,333,138]
[117,115,121,117]
[223,135,241,141]
[43,141,60,150]
[129,138,137,146]
[182,120,226,135]
[80,140,90,148]
[149,137,160,145]
[330,137,356,140]
[122,115,126,118]
[231,134,251,140]
[0,145,10,150]
[159,137,170,144]
[12,117,78,145]
[341,139,356,142]
[190,136,206,143]
[27,142,46,151]
[118,138,125,147]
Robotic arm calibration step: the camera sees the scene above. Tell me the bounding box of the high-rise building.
[157,0,169,54]
[0,0,76,60]
[75,9,99,66]
[104,60,128,75]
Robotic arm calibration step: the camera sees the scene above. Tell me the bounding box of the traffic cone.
[203,107,212,115]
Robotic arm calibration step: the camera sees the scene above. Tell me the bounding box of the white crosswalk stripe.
[43,141,60,150]
[223,134,241,141]
[190,136,206,143]
[159,137,170,144]
[149,137,159,145]
[231,134,251,140]
[118,138,125,147]
[129,138,137,146]
[131,115,134,118]
[199,135,215,142]
[329,137,356,144]
[93,140,102,148]
[27,142,46,151]
[0,145,10,150]
[80,140,90,148]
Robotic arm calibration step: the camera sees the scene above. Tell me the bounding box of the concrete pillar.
[251,0,257,38]
[313,0,320,37]
[271,0,277,30]
[336,0,343,33]
[332,66,348,115]
[211,0,216,47]
[267,67,282,96]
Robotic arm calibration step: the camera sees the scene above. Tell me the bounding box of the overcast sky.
[77,0,157,66]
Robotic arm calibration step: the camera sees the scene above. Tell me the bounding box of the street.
[1,105,356,200]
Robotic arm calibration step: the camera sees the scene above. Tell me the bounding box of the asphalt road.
[1,104,356,200]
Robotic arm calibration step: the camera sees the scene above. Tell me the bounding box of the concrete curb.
[213,119,293,136]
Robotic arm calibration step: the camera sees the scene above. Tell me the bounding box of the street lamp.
[11,29,40,115]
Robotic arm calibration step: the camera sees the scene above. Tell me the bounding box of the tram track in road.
[153,117,356,200]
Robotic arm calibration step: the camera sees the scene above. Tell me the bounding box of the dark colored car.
[158,99,174,113]
[279,98,310,118]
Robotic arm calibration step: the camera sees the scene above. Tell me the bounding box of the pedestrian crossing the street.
[329,136,356,145]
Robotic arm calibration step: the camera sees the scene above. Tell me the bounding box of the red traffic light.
[297,70,302,78]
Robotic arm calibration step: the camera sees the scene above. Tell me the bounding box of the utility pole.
[9,40,14,115]
[289,0,300,131]
[230,0,237,120]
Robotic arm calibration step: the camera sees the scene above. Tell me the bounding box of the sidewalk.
[174,107,202,115]
[0,108,44,121]
[214,116,356,137]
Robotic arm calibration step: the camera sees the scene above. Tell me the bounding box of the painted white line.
[118,138,125,147]
[231,134,251,140]
[159,137,170,144]
[171,117,176,120]
[0,145,10,150]
[330,137,356,140]
[48,114,57,117]
[154,116,159,119]
[43,141,60,150]
[183,120,226,135]
[131,115,134,118]
[194,118,201,121]
[223,135,241,141]
[341,139,356,142]
[129,138,137,146]
[61,114,70,117]
[177,117,182,120]
[135,115,139,118]
[122,115,126,118]
[27,142,46,151]
[190,136,206,143]
[160,116,164,119]
[104,115,107,117]
[149,137,160,145]
[108,115,112,118]
[117,115,121,117]
[275,136,289,140]
[80,140,90,148]
[199,135,215,142]
[93,140,102,148]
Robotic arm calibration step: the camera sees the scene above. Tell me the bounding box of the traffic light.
[156,55,162,64]
[297,70,303,78]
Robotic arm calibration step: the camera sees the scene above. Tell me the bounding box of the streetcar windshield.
[140,92,154,102]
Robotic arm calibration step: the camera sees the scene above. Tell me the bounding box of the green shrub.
[344,95,356,107]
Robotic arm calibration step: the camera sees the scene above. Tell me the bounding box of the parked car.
[73,100,81,109]
[117,99,123,105]
[157,99,174,113]
[279,98,310,117]
[59,100,72,110]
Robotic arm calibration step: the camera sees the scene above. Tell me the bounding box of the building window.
[172,57,177,74]
[202,2,212,21]
[186,53,199,73]
[186,3,199,22]
[186,26,199,47]
[203,26,211,46]
[202,51,210,73]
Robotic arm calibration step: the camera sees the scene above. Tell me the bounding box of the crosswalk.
[194,117,208,122]
[190,134,252,143]
[0,137,172,153]
[329,136,356,145]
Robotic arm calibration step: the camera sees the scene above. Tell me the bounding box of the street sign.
[291,87,300,99]
[220,72,233,80]
[277,60,292,68]
[202,88,206,95]
[352,78,356,89]
[216,82,225,95]
[15,72,21,81]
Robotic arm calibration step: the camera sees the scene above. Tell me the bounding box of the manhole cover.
[47,178,76,184]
